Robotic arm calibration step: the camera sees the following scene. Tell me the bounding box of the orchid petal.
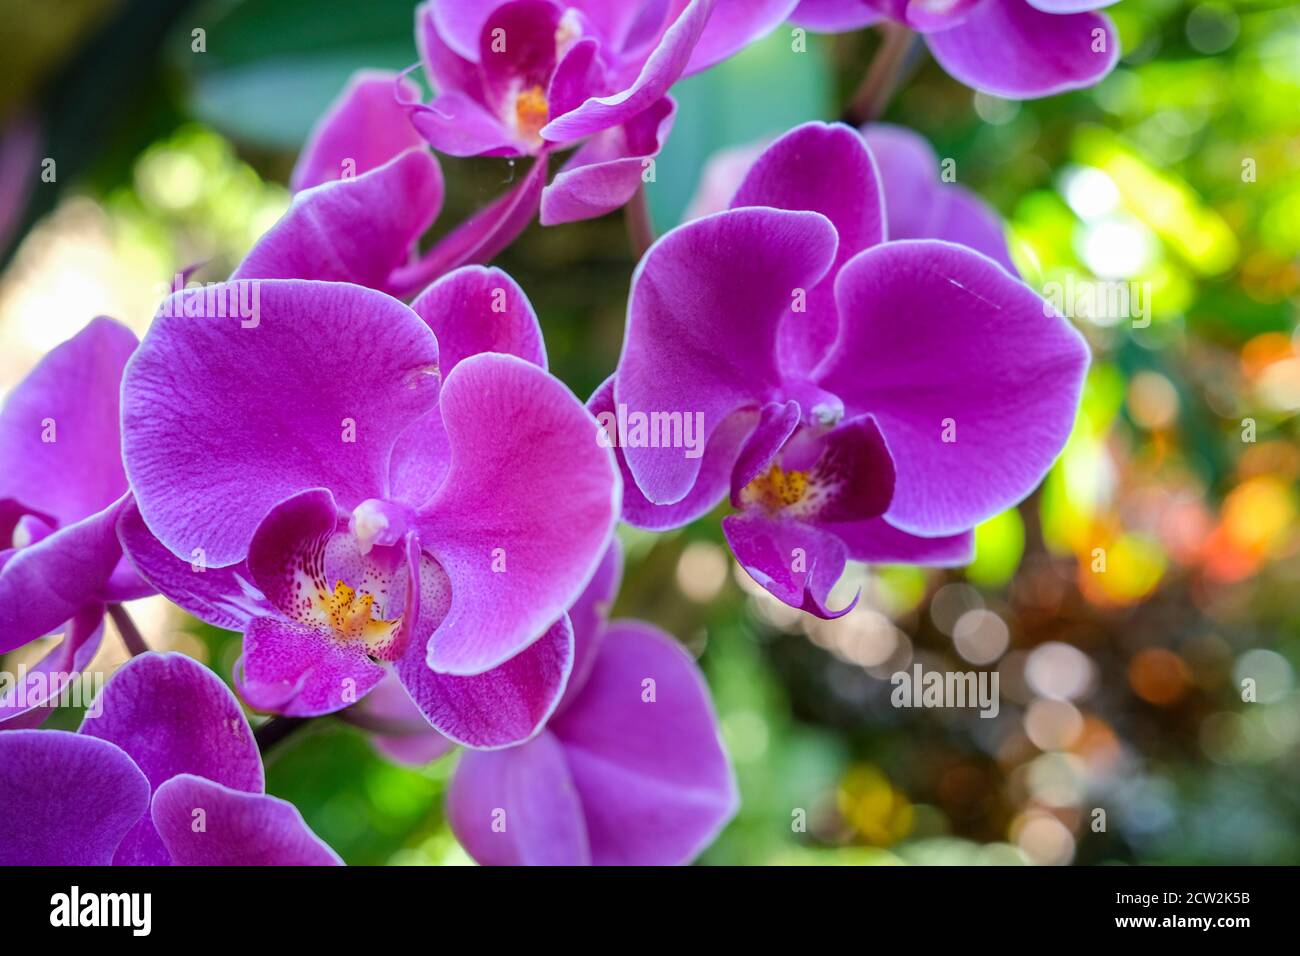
[550,621,738,865]
[291,70,426,192]
[925,0,1119,98]
[79,652,264,865]
[416,353,619,675]
[616,207,838,505]
[448,730,591,865]
[153,774,342,866]
[0,730,148,865]
[818,240,1088,536]
[122,279,440,567]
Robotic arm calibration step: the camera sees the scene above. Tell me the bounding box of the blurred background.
[1,0,1298,865]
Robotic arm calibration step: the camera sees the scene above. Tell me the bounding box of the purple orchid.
[117,267,619,750]
[237,2,803,296]
[791,0,1120,98]
[595,121,1089,616]
[0,652,339,865]
[230,71,449,298]
[405,0,799,226]
[859,122,1018,273]
[359,542,738,866]
[0,317,153,729]
[685,121,1018,275]
[234,66,567,299]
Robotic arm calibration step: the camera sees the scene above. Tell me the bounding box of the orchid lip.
[740,462,811,515]
[264,518,418,663]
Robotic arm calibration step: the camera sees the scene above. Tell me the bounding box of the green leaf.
[180,0,418,149]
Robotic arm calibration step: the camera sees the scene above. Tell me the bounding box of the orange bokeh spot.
[1129,648,1190,706]
[1240,331,1296,379]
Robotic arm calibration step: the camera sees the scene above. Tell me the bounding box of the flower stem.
[335,709,425,737]
[843,23,918,126]
[255,715,311,752]
[107,603,149,657]
[625,185,655,260]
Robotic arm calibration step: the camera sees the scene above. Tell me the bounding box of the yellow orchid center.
[321,579,402,655]
[514,85,549,141]
[742,464,810,513]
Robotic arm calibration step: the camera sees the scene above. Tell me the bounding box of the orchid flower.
[359,542,739,866]
[405,0,799,226]
[233,64,562,299]
[236,2,802,296]
[0,317,153,728]
[596,121,1089,616]
[0,652,338,865]
[791,0,1120,98]
[117,268,619,749]
[684,121,1019,275]
[230,71,449,298]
